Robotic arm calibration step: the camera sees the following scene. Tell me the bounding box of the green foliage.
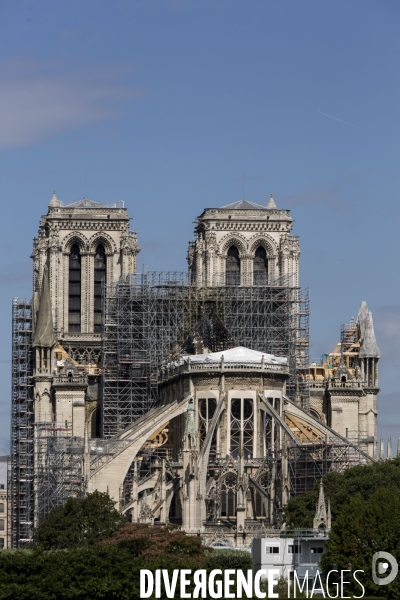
[0,545,143,600]
[0,524,210,599]
[283,456,400,528]
[320,487,400,599]
[35,491,126,549]
[102,522,208,569]
[206,548,253,570]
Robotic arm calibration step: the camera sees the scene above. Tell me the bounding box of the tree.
[283,457,400,528]
[320,488,400,599]
[101,522,209,569]
[36,491,126,549]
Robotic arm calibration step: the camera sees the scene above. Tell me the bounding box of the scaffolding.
[10,299,34,547]
[102,271,310,438]
[288,435,369,496]
[35,420,84,526]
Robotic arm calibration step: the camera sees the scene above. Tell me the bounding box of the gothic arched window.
[198,397,217,454]
[220,475,237,518]
[226,245,240,285]
[68,244,81,332]
[94,244,106,333]
[253,246,268,285]
[230,398,254,458]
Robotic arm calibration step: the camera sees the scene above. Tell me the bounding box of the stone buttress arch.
[88,397,190,504]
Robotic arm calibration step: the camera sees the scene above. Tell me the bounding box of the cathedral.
[10,192,379,548]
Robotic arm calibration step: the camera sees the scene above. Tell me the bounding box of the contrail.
[318,111,368,131]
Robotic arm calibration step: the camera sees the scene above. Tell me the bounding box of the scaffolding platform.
[102,272,310,438]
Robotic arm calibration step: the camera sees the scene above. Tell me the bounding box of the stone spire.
[387,437,392,460]
[313,480,330,531]
[32,265,56,348]
[48,190,61,208]
[379,438,384,460]
[357,301,380,358]
[267,193,277,209]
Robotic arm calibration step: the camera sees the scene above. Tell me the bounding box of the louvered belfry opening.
[226,245,240,285]
[253,245,268,285]
[68,244,81,332]
[94,244,106,333]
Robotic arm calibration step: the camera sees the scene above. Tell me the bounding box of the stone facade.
[187,196,300,287]
[31,193,139,436]
[305,302,379,457]
[32,192,139,338]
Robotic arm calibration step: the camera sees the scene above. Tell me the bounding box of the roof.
[182,346,287,365]
[64,198,105,208]
[220,199,267,210]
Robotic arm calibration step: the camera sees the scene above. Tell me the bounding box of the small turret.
[266,193,277,209]
[48,190,61,208]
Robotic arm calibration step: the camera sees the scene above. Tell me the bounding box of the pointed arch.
[219,234,248,257]
[88,232,117,255]
[62,232,89,253]
[248,234,278,257]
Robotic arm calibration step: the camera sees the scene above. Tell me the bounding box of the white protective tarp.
[182,346,287,365]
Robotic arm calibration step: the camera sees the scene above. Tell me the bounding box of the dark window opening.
[94,244,106,333]
[253,246,268,285]
[91,407,101,438]
[68,244,81,332]
[220,476,237,517]
[169,491,182,525]
[226,246,240,285]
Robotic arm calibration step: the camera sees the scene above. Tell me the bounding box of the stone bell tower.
[31,191,140,434]
[187,195,300,287]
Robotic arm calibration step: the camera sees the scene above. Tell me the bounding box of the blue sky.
[0,0,399,453]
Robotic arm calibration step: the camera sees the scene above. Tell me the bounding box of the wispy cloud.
[0,58,141,149]
[318,111,368,131]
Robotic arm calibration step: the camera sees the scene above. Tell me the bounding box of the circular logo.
[372,552,398,585]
